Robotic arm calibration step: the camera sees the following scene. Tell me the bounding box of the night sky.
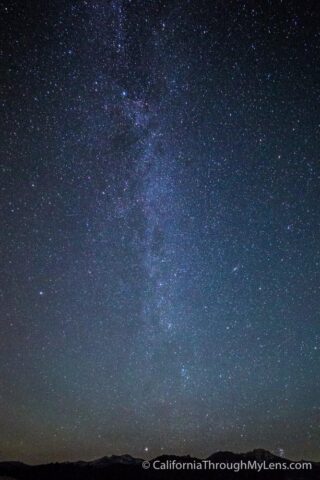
[1,0,319,465]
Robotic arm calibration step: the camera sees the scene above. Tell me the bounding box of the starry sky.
[0,0,319,465]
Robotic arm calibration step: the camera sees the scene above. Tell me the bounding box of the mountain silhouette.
[0,449,318,479]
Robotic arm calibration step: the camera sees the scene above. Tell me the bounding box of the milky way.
[0,0,319,464]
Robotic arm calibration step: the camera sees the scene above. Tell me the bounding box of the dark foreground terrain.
[0,449,318,480]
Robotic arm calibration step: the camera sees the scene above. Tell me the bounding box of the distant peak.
[92,454,143,465]
[245,449,281,460]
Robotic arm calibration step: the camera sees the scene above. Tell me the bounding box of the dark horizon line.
[2,448,319,466]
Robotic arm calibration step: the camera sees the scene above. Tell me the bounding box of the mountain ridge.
[0,449,318,480]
